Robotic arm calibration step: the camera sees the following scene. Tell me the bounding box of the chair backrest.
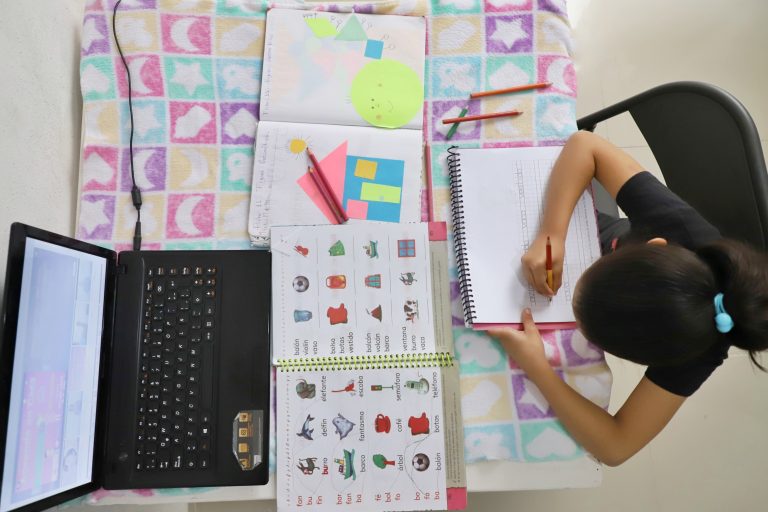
[580,82,768,250]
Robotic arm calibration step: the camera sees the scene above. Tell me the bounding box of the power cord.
[111,0,142,250]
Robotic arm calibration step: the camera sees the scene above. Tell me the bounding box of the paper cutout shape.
[360,183,401,203]
[364,39,384,59]
[350,59,423,128]
[344,155,405,222]
[345,199,368,218]
[305,17,337,38]
[354,159,377,179]
[335,16,367,41]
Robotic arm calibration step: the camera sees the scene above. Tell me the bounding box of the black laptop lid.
[0,224,116,512]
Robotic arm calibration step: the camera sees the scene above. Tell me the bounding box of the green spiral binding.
[277,352,455,372]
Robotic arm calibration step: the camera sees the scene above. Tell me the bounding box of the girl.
[489,130,768,466]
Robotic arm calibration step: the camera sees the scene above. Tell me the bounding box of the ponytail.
[697,240,768,370]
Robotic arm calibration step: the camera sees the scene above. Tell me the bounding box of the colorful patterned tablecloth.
[75,0,610,504]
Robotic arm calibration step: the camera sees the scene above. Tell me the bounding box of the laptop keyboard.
[135,264,218,471]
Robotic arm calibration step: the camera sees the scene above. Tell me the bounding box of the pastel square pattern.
[116,55,165,98]
[216,0,267,17]
[164,57,214,100]
[165,241,214,250]
[82,14,111,56]
[485,55,535,92]
[82,146,118,191]
[83,102,120,145]
[564,365,613,410]
[168,146,218,190]
[159,0,214,13]
[519,421,583,462]
[170,102,217,143]
[105,0,156,9]
[534,12,570,54]
[537,55,576,96]
[78,195,116,240]
[112,11,160,53]
[484,0,533,13]
[460,374,516,425]
[535,94,577,140]
[486,14,533,54]
[120,147,166,192]
[216,58,261,100]
[161,14,212,55]
[166,193,215,238]
[220,147,253,191]
[481,95,533,141]
[220,103,258,145]
[454,328,509,374]
[464,424,520,463]
[80,57,115,101]
[215,18,265,57]
[116,193,165,241]
[432,100,481,142]
[217,193,251,239]
[508,330,562,370]
[432,0,482,15]
[537,0,568,16]
[510,373,560,419]
[120,99,167,145]
[431,56,482,98]
[430,16,483,56]
[560,329,605,367]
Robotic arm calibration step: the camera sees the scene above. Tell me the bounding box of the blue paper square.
[364,39,384,59]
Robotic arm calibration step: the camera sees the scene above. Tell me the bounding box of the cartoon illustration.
[408,413,429,435]
[367,305,382,321]
[293,275,310,292]
[297,414,315,440]
[397,239,416,257]
[364,274,382,288]
[297,457,319,475]
[399,272,417,285]
[375,413,391,433]
[412,453,430,471]
[327,303,349,325]
[405,378,430,394]
[295,379,316,399]
[363,240,379,258]
[350,59,424,129]
[331,380,355,395]
[334,448,356,480]
[294,310,313,322]
[326,274,347,289]
[404,299,419,322]
[332,413,355,440]
[328,240,345,256]
[370,384,394,391]
[372,454,395,469]
[294,245,309,256]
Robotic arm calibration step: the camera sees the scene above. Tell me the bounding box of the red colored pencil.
[424,144,433,222]
[306,147,348,222]
[441,110,522,125]
[470,81,551,99]
[308,166,343,224]
[546,235,554,299]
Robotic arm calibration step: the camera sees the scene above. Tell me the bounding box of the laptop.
[0,223,272,512]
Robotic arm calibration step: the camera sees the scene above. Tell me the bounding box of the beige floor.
[1,1,768,511]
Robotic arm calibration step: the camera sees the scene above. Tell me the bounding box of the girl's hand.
[521,233,564,297]
[488,309,550,376]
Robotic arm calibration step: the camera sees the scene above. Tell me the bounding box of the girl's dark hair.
[573,239,768,369]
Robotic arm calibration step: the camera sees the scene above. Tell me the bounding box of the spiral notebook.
[271,223,466,512]
[448,146,602,329]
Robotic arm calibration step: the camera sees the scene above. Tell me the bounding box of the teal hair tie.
[713,293,734,334]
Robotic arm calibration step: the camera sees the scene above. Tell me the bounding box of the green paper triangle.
[305,17,337,38]
[335,16,367,41]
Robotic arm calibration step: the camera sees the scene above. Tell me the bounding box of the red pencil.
[470,82,551,99]
[441,110,522,125]
[306,147,348,222]
[424,144,433,222]
[308,166,343,224]
[546,235,554,298]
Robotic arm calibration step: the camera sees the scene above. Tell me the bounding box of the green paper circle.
[351,59,423,129]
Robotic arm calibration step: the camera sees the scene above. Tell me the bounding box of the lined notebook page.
[455,146,601,326]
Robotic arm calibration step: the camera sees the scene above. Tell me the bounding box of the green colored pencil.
[445,107,468,140]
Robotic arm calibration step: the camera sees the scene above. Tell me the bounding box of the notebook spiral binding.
[276,352,454,372]
[447,146,476,326]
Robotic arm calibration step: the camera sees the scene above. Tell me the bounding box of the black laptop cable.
[112,0,142,251]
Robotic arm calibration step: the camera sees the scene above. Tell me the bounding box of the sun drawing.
[288,137,308,155]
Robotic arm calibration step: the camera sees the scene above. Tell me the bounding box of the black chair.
[577,81,768,250]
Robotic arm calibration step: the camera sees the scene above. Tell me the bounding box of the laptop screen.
[0,238,107,512]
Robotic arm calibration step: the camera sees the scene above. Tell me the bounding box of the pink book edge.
[447,487,467,510]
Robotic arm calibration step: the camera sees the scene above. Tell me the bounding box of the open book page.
[249,121,423,246]
[271,223,435,364]
[277,366,448,512]
[456,146,601,326]
[261,9,426,130]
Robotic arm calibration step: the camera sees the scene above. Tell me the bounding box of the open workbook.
[448,145,602,328]
[271,223,466,512]
[248,9,427,247]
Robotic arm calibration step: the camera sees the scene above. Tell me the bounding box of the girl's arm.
[490,310,686,466]
[524,131,646,296]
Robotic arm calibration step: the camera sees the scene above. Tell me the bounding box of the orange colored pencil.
[306,148,348,222]
[308,166,343,224]
[442,110,522,125]
[470,81,551,99]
